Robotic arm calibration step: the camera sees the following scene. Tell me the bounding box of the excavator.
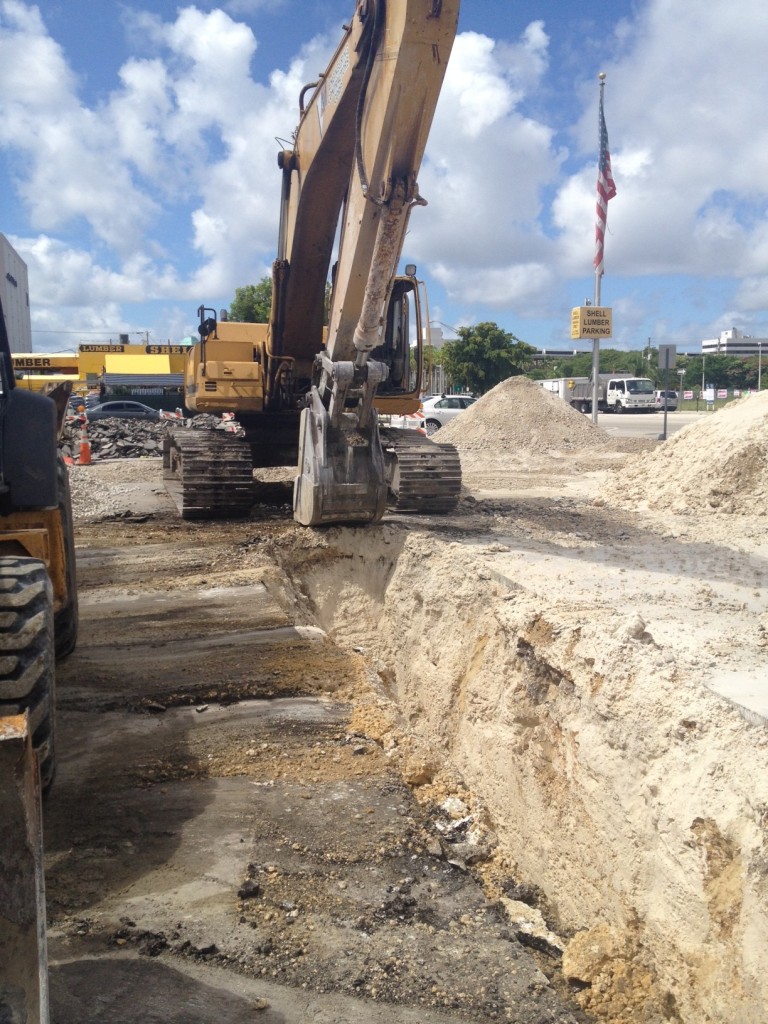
[164,0,462,525]
[0,294,79,1022]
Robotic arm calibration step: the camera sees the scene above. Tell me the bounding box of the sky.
[2,0,768,355]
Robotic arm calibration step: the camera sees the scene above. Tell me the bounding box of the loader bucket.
[293,394,388,526]
[0,714,50,1024]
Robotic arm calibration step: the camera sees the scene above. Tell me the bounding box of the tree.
[229,277,333,324]
[685,354,749,392]
[229,277,273,322]
[440,322,535,395]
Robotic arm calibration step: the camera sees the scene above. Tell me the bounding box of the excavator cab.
[373,274,421,397]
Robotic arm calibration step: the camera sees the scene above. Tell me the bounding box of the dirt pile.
[603,390,768,515]
[437,376,644,455]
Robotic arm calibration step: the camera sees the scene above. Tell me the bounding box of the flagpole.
[594,73,606,308]
[590,73,607,423]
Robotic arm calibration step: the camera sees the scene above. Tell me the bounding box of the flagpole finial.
[598,71,606,81]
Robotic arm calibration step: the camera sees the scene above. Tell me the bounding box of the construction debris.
[60,419,170,462]
[59,413,245,464]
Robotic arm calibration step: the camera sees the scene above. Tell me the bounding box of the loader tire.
[54,453,78,660]
[0,557,56,792]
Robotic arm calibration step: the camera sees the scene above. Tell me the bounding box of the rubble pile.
[186,413,245,437]
[60,413,244,463]
[60,418,170,461]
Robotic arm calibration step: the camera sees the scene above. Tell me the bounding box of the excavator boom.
[275,0,458,367]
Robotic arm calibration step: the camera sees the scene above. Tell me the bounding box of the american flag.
[594,87,617,277]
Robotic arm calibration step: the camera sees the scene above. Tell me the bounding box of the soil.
[47,382,768,1024]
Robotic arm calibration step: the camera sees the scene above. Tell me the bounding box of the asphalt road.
[593,409,706,439]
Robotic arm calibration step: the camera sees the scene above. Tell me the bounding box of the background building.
[424,326,448,395]
[0,234,32,352]
[702,327,767,357]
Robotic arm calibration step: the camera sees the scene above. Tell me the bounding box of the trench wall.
[297,526,768,1024]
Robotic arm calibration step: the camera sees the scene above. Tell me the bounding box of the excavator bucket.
[293,392,388,526]
[0,714,50,1024]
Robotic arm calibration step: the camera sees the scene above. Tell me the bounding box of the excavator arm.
[277,0,459,524]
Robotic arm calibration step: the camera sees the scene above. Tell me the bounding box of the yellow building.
[12,343,188,394]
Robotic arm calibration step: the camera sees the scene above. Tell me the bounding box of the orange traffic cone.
[78,424,92,465]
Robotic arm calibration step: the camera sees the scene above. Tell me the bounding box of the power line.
[31,329,147,335]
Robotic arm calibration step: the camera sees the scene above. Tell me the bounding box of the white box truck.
[539,374,656,414]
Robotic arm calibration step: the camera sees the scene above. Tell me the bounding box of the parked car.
[654,389,678,411]
[420,394,476,435]
[85,400,161,422]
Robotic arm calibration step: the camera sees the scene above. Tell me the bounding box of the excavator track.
[163,429,254,519]
[381,428,462,514]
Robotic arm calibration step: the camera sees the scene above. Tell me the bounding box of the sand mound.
[603,390,768,515]
[437,376,619,454]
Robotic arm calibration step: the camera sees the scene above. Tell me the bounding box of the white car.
[420,394,476,435]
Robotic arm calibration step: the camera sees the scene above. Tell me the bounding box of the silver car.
[654,389,678,411]
[85,400,162,422]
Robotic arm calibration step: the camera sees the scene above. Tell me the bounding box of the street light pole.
[759,342,763,392]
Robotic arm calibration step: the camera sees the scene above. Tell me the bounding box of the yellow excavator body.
[183,323,269,416]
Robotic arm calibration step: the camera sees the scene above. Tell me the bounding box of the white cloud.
[408,26,562,289]
[0,2,158,253]
[224,0,288,13]
[109,59,173,179]
[432,262,556,311]
[0,2,76,103]
[0,2,329,323]
[17,234,182,305]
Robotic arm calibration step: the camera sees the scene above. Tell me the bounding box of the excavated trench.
[283,522,768,1024]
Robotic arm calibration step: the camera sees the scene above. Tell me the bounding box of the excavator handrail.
[299,80,320,115]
